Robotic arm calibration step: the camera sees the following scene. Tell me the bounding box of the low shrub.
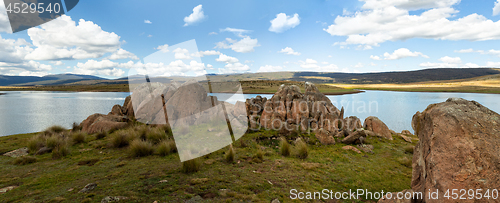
[295,140,308,159]
[280,137,290,157]
[52,145,69,159]
[71,132,86,145]
[129,139,154,157]
[181,158,201,174]
[225,144,235,163]
[253,150,264,161]
[13,156,37,165]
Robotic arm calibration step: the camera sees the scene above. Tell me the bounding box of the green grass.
[0,125,417,202]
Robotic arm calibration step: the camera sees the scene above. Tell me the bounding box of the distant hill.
[1,68,500,86]
[0,74,106,86]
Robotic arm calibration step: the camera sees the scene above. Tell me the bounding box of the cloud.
[192,50,221,57]
[382,48,429,60]
[258,65,283,73]
[0,60,52,76]
[223,62,250,72]
[325,0,500,47]
[215,36,260,53]
[106,48,139,60]
[278,47,301,55]
[144,20,152,24]
[215,54,239,63]
[487,61,500,67]
[172,48,192,60]
[50,61,64,66]
[494,0,500,16]
[25,15,121,60]
[419,56,480,68]
[269,13,300,33]
[220,27,251,37]
[454,48,500,57]
[156,44,169,52]
[370,55,381,60]
[454,48,477,53]
[184,4,206,26]
[298,58,340,72]
[208,32,218,35]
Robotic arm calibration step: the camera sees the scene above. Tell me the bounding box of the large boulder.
[364,116,393,140]
[314,128,335,145]
[344,116,363,132]
[259,83,342,135]
[411,98,500,202]
[81,113,129,134]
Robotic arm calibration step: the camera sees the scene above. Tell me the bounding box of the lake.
[0,91,130,137]
[213,91,500,134]
[1,90,499,136]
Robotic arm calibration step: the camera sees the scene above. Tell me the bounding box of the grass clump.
[295,139,308,159]
[44,125,66,135]
[72,122,82,132]
[46,136,65,149]
[110,131,133,148]
[13,156,37,165]
[398,157,412,168]
[225,144,235,163]
[95,131,107,140]
[279,137,290,157]
[404,145,414,154]
[129,139,154,157]
[181,158,201,174]
[71,132,86,145]
[27,135,45,154]
[157,140,176,156]
[52,145,69,159]
[146,128,167,144]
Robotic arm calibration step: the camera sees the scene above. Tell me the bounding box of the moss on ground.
[0,126,416,202]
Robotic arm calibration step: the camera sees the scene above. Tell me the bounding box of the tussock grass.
[181,158,201,174]
[72,122,82,132]
[129,139,154,157]
[13,156,37,165]
[404,145,414,154]
[225,144,235,163]
[157,140,176,156]
[46,136,66,149]
[135,125,150,141]
[52,145,69,159]
[110,131,133,148]
[146,128,167,144]
[295,139,308,159]
[44,125,66,135]
[27,134,45,154]
[71,132,86,145]
[280,137,290,157]
[398,157,412,168]
[95,131,107,140]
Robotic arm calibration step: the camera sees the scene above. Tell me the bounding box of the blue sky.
[2,0,500,78]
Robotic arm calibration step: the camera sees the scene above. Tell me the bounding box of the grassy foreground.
[0,124,416,202]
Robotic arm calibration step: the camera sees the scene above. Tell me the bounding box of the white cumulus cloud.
[269,13,300,33]
[144,20,152,24]
[215,36,260,53]
[278,47,301,55]
[494,0,500,16]
[382,48,429,60]
[184,5,206,26]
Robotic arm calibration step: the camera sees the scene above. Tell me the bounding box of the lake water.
[0,91,130,137]
[1,91,499,136]
[214,91,500,134]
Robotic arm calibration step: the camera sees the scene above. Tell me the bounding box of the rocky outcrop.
[315,128,335,145]
[344,116,363,132]
[364,116,393,140]
[411,98,500,202]
[258,83,342,138]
